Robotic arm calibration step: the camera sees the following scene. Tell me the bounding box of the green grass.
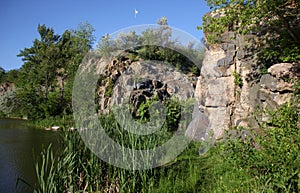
[27,114,74,129]
[34,100,300,192]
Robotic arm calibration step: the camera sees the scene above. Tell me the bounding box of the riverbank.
[26,115,74,131]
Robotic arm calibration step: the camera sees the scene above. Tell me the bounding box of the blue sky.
[0,0,210,70]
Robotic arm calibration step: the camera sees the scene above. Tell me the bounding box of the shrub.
[205,101,300,192]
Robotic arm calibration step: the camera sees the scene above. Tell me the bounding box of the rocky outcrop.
[129,79,170,118]
[0,82,14,96]
[83,36,299,140]
[80,51,211,140]
[95,52,196,116]
[196,32,300,139]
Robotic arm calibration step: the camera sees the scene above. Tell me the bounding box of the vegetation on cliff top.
[200,0,300,64]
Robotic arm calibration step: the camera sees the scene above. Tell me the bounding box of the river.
[0,118,60,193]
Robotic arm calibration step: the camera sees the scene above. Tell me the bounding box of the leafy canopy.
[16,22,95,119]
[97,17,205,74]
[200,0,300,63]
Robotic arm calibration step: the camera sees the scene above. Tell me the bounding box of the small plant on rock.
[233,71,243,87]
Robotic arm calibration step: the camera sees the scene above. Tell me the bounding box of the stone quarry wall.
[83,39,298,140]
[94,52,196,115]
[196,32,300,139]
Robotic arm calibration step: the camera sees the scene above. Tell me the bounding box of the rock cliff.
[75,50,209,141]
[93,52,197,116]
[196,32,300,139]
[79,36,299,141]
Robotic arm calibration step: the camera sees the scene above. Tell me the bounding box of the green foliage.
[0,68,20,84]
[34,144,58,193]
[151,143,207,193]
[294,80,300,100]
[104,79,114,97]
[0,86,21,117]
[205,102,300,192]
[34,114,170,192]
[4,69,20,83]
[233,70,243,87]
[128,52,139,62]
[260,66,269,75]
[164,98,182,131]
[135,97,194,132]
[97,34,116,59]
[188,65,200,75]
[115,31,140,50]
[71,21,96,51]
[96,17,205,76]
[16,23,95,120]
[34,99,300,192]
[202,0,300,63]
[260,33,300,64]
[34,108,209,193]
[136,45,203,76]
[135,98,154,122]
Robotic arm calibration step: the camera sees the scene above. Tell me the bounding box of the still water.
[0,118,60,193]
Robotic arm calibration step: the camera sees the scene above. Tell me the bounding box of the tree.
[114,31,140,50]
[201,0,300,63]
[137,17,177,62]
[95,17,204,74]
[96,17,175,59]
[0,86,20,117]
[97,34,116,58]
[17,24,61,118]
[72,21,96,51]
[58,22,95,114]
[140,17,172,47]
[5,69,19,83]
[17,23,95,119]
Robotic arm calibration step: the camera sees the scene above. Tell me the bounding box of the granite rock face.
[93,52,196,116]
[87,38,299,141]
[77,50,211,140]
[196,32,300,139]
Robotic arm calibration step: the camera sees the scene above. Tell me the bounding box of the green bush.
[202,101,300,192]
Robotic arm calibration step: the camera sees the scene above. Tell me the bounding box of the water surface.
[0,118,60,193]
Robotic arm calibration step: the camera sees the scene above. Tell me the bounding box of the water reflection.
[0,118,60,193]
